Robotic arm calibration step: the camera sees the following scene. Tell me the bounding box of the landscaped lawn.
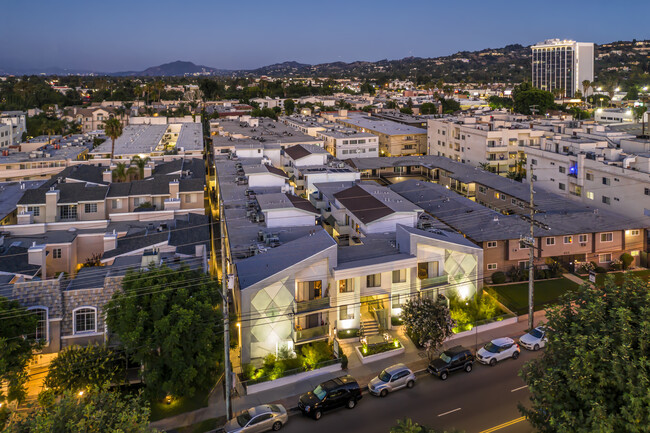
[149,388,211,421]
[491,277,581,314]
[581,269,650,287]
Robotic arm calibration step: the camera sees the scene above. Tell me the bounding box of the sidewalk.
[150,310,546,431]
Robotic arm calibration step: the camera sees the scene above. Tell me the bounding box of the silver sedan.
[219,404,288,432]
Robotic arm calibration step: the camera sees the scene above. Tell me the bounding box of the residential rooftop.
[337,114,427,136]
[91,123,203,156]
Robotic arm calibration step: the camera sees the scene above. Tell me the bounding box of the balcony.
[295,297,330,314]
[294,324,329,343]
[419,275,449,289]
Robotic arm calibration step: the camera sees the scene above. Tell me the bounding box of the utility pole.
[527,166,535,330]
[219,187,232,420]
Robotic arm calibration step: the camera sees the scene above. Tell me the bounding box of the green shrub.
[337,328,359,339]
[241,363,255,381]
[341,354,348,369]
[491,271,506,284]
[595,266,607,274]
[620,253,634,270]
[391,316,403,326]
[300,341,332,369]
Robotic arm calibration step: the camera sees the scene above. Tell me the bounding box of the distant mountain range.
[2,39,648,80]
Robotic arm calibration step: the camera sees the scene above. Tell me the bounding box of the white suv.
[477,337,520,366]
[519,326,547,351]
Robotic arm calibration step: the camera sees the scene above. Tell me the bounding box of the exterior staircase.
[361,319,380,337]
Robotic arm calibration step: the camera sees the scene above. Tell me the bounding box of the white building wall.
[364,212,418,234]
[264,209,315,228]
[247,173,286,188]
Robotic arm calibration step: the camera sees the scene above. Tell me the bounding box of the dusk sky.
[2,0,649,72]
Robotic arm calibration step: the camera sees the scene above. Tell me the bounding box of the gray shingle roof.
[236,230,336,289]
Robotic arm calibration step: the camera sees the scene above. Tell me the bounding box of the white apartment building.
[526,135,650,221]
[0,124,11,148]
[0,111,27,145]
[428,113,544,174]
[531,39,594,98]
[594,108,635,123]
[316,129,380,159]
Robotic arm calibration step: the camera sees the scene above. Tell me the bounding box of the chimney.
[103,230,117,252]
[45,188,59,223]
[103,169,112,183]
[143,162,154,178]
[28,243,47,278]
[141,248,160,269]
[169,179,180,199]
[339,109,348,118]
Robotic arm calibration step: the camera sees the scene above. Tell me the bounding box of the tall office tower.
[531,39,594,98]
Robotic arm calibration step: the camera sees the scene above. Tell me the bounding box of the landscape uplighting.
[78,391,84,397]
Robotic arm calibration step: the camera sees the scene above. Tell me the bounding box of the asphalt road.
[280,349,541,433]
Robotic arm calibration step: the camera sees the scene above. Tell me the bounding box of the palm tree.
[112,162,137,182]
[103,117,123,161]
[390,418,424,433]
[582,80,591,106]
[123,102,133,125]
[478,162,491,171]
[130,155,151,179]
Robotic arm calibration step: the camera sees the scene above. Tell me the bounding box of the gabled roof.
[284,193,319,214]
[333,185,394,224]
[236,229,335,289]
[283,144,311,160]
[245,164,289,178]
[17,183,108,205]
[256,193,318,214]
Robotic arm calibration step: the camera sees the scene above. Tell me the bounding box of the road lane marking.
[437,408,461,417]
[478,416,527,433]
[511,385,528,392]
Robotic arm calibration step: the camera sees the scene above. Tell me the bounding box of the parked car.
[368,363,416,396]
[427,345,474,380]
[519,326,547,351]
[218,404,288,432]
[477,337,520,366]
[298,375,362,420]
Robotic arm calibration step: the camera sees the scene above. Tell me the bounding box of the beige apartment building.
[428,113,544,174]
[335,113,427,156]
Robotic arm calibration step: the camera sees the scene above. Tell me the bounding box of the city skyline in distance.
[1,0,648,73]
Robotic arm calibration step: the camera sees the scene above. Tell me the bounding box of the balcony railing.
[295,324,329,342]
[419,275,449,289]
[295,297,330,314]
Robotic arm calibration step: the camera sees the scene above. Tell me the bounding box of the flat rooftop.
[215,119,322,145]
[337,114,427,136]
[91,123,203,156]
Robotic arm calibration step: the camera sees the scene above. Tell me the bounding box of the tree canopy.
[0,297,40,405]
[5,388,154,433]
[400,297,455,360]
[44,345,125,394]
[512,82,555,115]
[105,264,222,399]
[520,277,650,432]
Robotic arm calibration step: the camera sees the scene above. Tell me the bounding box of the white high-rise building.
[531,39,594,98]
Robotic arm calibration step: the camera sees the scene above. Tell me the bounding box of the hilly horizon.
[2,39,648,79]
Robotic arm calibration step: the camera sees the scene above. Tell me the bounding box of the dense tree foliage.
[512,82,555,115]
[44,345,125,394]
[401,297,455,360]
[106,265,222,399]
[439,98,461,114]
[520,277,650,432]
[5,388,154,433]
[0,297,40,405]
[487,96,514,110]
[283,98,295,115]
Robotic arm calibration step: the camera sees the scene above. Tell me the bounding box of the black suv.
[427,345,474,380]
[298,375,362,420]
